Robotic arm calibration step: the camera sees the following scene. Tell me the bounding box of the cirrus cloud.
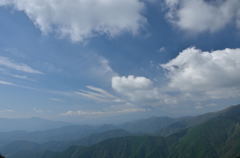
[62,107,148,117]
[0,56,42,74]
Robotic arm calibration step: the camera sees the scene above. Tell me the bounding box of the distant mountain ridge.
[119,116,176,134]
[0,117,71,132]
[1,104,240,158]
[40,104,240,158]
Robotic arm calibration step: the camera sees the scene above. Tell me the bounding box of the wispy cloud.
[0,109,15,113]
[0,56,43,74]
[62,107,149,117]
[49,98,63,102]
[10,74,35,81]
[75,85,124,103]
[33,108,44,113]
[0,80,16,86]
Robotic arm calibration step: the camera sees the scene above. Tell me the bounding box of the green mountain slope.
[169,104,240,158]
[119,117,176,134]
[42,104,240,158]
[44,136,169,158]
[0,129,131,158]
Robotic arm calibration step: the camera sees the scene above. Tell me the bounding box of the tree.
[0,154,4,158]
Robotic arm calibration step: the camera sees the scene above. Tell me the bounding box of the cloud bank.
[0,0,146,42]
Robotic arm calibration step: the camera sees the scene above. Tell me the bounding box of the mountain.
[119,116,176,134]
[0,129,131,158]
[41,104,240,158]
[42,136,169,158]
[168,104,240,158]
[74,129,130,146]
[0,116,179,146]
[0,124,117,146]
[158,105,234,136]
[0,117,70,132]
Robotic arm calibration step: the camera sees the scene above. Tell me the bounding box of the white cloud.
[112,75,153,92]
[89,57,117,82]
[10,74,34,81]
[0,0,146,42]
[165,0,240,33]
[49,98,63,102]
[62,107,148,117]
[112,75,176,105]
[0,80,15,86]
[158,47,166,53]
[0,56,42,74]
[64,47,240,110]
[112,75,154,103]
[0,109,15,113]
[33,108,44,113]
[162,47,240,99]
[75,85,124,103]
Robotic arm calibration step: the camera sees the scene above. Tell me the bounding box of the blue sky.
[0,0,240,123]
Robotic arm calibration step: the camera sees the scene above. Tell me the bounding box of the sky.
[0,0,240,124]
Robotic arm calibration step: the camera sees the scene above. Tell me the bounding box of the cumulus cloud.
[112,75,153,92]
[112,75,176,105]
[162,47,240,99]
[0,0,146,42]
[112,75,154,103]
[165,0,240,33]
[0,56,42,74]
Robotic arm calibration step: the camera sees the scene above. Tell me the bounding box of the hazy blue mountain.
[0,129,131,158]
[74,129,130,146]
[40,104,240,158]
[0,117,70,132]
[119,116,176,134]
[158,106,232,136]
[0,116,178,147]
[1,104,240,158]
[0,124,117,146]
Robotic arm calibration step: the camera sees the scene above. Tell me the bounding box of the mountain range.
[0,104,240,158]
[41,104,240,158]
